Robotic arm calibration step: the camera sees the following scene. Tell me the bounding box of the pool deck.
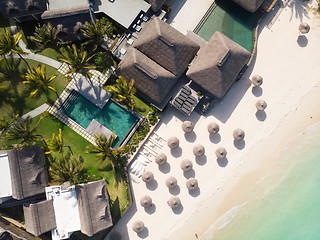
[86,119,117,140]
[166,0,213,34]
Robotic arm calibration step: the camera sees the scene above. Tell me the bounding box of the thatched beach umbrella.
[255,100,267,111]
[166,176,177,188]
[193,144,205,157]
[251,75,263,87]
[155,153,167,165]
[215,147,227,159]
[140,195,152,208]
[132,220,145,233]
[299,22,310,34]
[182,121,194,133]
[186,178,198,190]
[180,159,193,171]
[207,122,219,134]
[233,128,245,141]
[141,171,154,183]
[169,196,181,208]
[167,136,179,149]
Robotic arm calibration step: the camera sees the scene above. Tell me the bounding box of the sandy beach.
[106,0,320,239]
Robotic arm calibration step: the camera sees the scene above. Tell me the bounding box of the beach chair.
[131,162,141,174]
[127,38,134,45]
[135,25,142,32]
[137,155,148,165]
[187,96,197,105]
[130,160,138,170]
[137,166,146,178]
[120,48,127,55]
[135,164,144,175]
[173,99,182,108]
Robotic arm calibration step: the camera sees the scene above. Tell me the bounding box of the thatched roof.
[8,145,48,200]
[187,31,250,99]
[0,0,47,18]
[231,0,264,12]
[41,4,91,41]
[134,18,200,77]
[147,0,166,12]
[117,48,177,108]
[23,200,57,236]
[75,179,113,237]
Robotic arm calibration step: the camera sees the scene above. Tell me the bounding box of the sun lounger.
[143,15,149,22]
[182,85,191,93]
[135,25,142,32]
[181,88,191,95]
[140,154,152,163]
[137,166,146,178]
[130,160,138,170]
[120,48,127,55]
[135,164,144,175]
[144,145,157,154]
[149,138,162,148]
[173,99,182,108]
[127,38,134,45]
[131,161,141,174]
[180,92,189,99]
[181,106,192,115]
[177,94,187,101]
[187,96,197,105]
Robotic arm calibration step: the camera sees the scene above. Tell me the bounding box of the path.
[18,103,49,121]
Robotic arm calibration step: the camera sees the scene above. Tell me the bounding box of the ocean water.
[203,122,320,240]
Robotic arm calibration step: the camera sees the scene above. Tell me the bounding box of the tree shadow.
[209,133,221,144]
[137,227,149,239]
[169,185,180,196]
[110,196,121,224]
[189,187,200,197]
[195,155,207,166]
[170,147,182,158]
[297,35,308,47]
[146,179,158,191]
[256,111,267,121]
[234,140,245,150]
[172,204,184,215]
[183,169,195,179]
[288,0,310,22]
[159,162,171,174]
[184,131,196,143]
[145,204,156,215]
[252,86,263,97]
[217,157,228,167]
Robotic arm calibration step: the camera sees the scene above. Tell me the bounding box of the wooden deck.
[261,0,278,12]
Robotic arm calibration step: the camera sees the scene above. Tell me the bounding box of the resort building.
[187,31,251,100]
[0,145,48,205]
[23,179,113,239]
[231,0,264,12]
[117,17,200,110]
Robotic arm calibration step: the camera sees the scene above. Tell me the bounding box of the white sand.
[106,1,320,239]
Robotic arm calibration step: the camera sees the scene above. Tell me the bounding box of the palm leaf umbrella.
[251,75,263,87]
[167,136,179,149]
[299,22,310,34]
[180,159,193,171]
[155,153,167,165]
[193,144,205,157]
[132,220,145,233]
[215,147,227,159]
[169,196,181,208]
[166,176,177,188]
[186,178,198,190]
[233,128,245,141]
[207,122,219,134]
[140,195,152,208]
[141,171,154,183]
[182,121,194,133]
[255,100,267,111]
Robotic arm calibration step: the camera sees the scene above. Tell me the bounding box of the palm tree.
[29,23,63,51]
[58,44,95,83]
[46,128,73,155]
[107,76,136,109]
[85,133,122,171]
[4,115,42,146]
[23,64,57,98]
[82,19,114,51]
[49,153,84,185]
[0,29,30,69]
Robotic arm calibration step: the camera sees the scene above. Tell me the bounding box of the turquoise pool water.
[61,91,138,147]
[194,0,262,52]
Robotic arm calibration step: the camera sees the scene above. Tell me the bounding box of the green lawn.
[32,114,130,222]
[0,59,68,117]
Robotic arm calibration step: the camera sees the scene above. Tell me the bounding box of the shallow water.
[203,122,320,240]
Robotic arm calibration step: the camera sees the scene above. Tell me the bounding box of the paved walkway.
[18,103,49,121]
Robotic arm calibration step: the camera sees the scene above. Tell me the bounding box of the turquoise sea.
[203,122,320,240]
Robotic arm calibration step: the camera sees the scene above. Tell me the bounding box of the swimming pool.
[60,90,139,147]
[194,0,263,52]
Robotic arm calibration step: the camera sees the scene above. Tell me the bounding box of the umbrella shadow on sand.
[138,227,149,239]
[172,204,184,215]
[171,147,182,158]
[183,169,195,179]
[297,35,308,47]
[252,86,263,97]
[189,187,200,197]
[256,111,267,121]
[169,185,180,196]
[146,180,158,191]
[159,162,171,174]
[184,131,197,143]
[217,157,228,167]
[234,140,245,150]
[209,133,221,144]
[195,155,207,166]
[145,204,156,215]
